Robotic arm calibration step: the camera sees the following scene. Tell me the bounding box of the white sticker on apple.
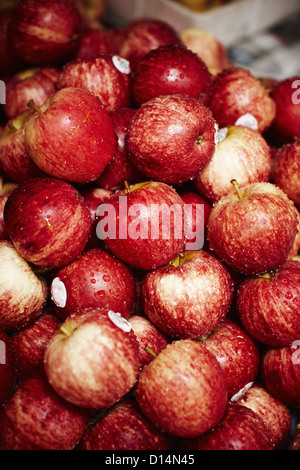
[108,310,132,332]
[230,381,254,402]
[217,127,228,143]
[235,113,258,130]
[112,55,131,74]
[51,277,67,308]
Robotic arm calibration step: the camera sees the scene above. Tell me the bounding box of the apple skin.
[209,67,276,134]
[0,182,17,240]
[75,28,121,60]
[0,375,89,450]
[79,397,169,450]
[118,19,182,72]
[8,0,83,65]
[0,8,24,75]
[58,54,132,112]
[207,181,299,276]
[4,177,92,271]
[10,309,60,381]
[261,343,300,408]
[101,181,186,271]
[50,247,137,321]
[141,250,233,339]
[182,402,274,450]
[289,207,300,258]
[96,107,145,191]
[24,87,118,184]
[236,383,291,449]
[0,328,16,407]
[237,259,300,347]
[273,140,300,208]
[194,125,272,204]
[44,307,141,409]
[270,76,300,144]
[0,110,46,183]
[3,66,60,120]
[128,314,170,369]
[132,44,213,107]
[201,319,260,400]
[178,189,211,250]
[289,426,300,450]
[126,94,217,185]
[0,240,48,333]
[135,339,228,438]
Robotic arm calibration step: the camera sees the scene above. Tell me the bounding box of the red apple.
[24,87,117,183]
[79,397,169,450]
[4,177,92,270]
[96,107,145,191]
[0,240,48,332]
[237,259,300,347]
[126,94,217,185]
[261,342,300,408]
[10,309,60,381]
[0,375,88,450]
[100,181,186,271]
[0,328,15,406]
[75,28,121,60]
[183,402,274,450]
[193,125,272,203]
[8,0,83,65]
[44,307,140,409]
[207,181,299,276]
[209,67,276,134]
[201,319,260,400]
[3,66,60,119]
[289,207,300,258]
[0,179,17,240]
[135,339,228,438]
[50,247,137,321]
[118,19,182,72]
[0,8,23,75]
[270,76,300,144]
[141,250,233,339]
[236,383,291,449]
[132,43,213,107]
[273,140,300,208]
[58,53,132,112]
[289,425,300,450]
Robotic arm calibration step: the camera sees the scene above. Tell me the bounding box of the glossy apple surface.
[178,189,211,250]
[273,140,300,208]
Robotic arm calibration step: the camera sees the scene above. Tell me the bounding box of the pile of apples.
[0,0,300,451]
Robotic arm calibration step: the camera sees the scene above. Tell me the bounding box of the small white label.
[108,310,132,332]
[235,113,258,130]
[230,381,254,402]
[51,277,67,308]
[112,55,131,74]
[217,127,228,142]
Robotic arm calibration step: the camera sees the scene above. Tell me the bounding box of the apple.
[0,328,15,406]
[58,53,132,112]
[207,181,299,276]
[270,76,300,144]
[209,67,276,134]
[50,247,137,321]
[128,314,170,369]
[96,107,145,191]
[289,425,300,450]
[0,375,89,450]
[79,397,169,450]
[273,140,300,208]
[183,402,274,450]
[0,240,48,333]
[236,383,291,449]
[237,259,300,347]
[10,309,60,381]
[132,43,213,107]
[193,125,272,204]
[118,18,182,72]
[0,178,17,240]
[179,27,229,72]
[100,181,186,271]
[24,87,118,183]
[200,319,260,400]
[4,177,92,270]
[3,66,60,119]
[0,109,46,183]
[134,339,228,438]
[126,94,217,185]
[141,250,233,339]
[72,0,105,28]
[75,28,121,60]
[44,307,140,409]
[0,8,23,75]
[261,342,300,408]
[8,0,83,65]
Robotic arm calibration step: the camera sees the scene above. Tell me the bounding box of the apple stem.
[178,252,185,265]
[144,345,157,358]
[124,181,130,194]
[27,99,43,115]
[8,122,17,131]
[231,179,243,199]
[196,135,204,145]
[60,320,74,337]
